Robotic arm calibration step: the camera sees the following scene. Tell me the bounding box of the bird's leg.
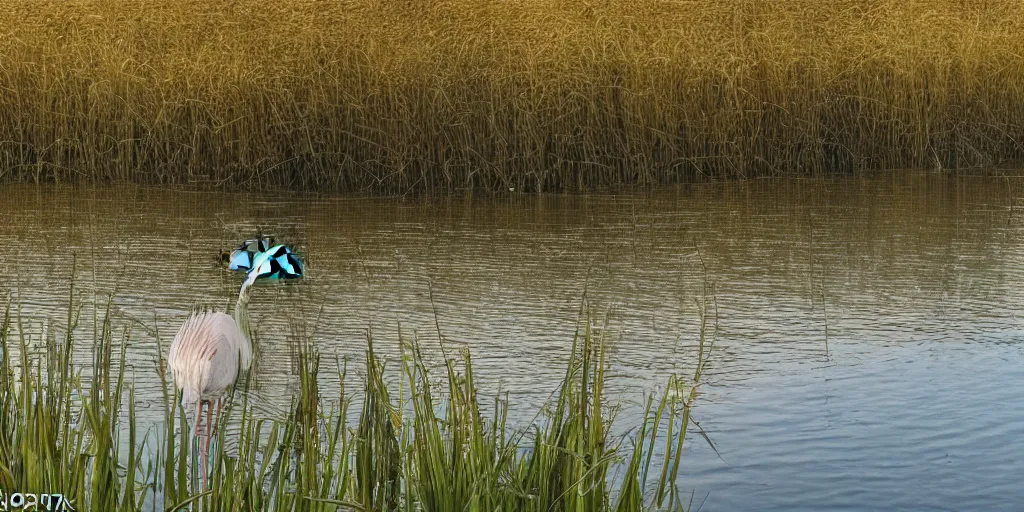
[193,400,203,438]
[204,396,226,474]
[195,400,209,490]
[211,397,225,444]
[200,401,210,490]
[204,400,214,459]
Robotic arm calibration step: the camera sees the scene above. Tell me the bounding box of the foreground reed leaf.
[2,292,712,511]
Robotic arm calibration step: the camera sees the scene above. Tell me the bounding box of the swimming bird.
[167,279,255,488]
[225,237,275,271]
[247,244,303,280]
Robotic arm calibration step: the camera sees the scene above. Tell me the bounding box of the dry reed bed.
[1,288,712,510]
[1,0,1023,193]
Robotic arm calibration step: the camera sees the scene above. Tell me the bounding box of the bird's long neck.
[234,279,255,371]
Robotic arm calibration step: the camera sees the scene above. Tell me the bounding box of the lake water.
[2,173,1023,511]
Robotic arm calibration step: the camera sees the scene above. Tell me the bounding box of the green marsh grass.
[0,292,713,511]
[2,0,1024,193]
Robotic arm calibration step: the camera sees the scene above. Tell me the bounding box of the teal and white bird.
[246,244,304,281]
[221,237,304,281]
[223,237,275,271]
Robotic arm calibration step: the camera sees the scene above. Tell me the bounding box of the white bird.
[168,278,255,488]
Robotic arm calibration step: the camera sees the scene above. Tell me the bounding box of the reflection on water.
[2,173,1023,511]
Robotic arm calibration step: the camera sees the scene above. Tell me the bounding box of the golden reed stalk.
[1,0,1022,193]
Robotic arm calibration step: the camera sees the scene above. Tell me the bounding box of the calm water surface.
[2,173,1023,511]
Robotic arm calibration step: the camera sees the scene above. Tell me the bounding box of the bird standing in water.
[168,278,255,488]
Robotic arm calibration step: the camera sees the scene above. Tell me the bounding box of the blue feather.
[228,250,253,271]
[280,253,303,277]
[232,238,303,281]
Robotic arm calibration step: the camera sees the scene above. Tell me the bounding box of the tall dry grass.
[1,0,1023,193]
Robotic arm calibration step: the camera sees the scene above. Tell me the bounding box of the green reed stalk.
[4,291,709,511]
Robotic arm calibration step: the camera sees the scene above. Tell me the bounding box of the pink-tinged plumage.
[167,281,254,488]
[168,311,251,408]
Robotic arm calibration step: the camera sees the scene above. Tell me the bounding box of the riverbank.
[2,0,1023,193]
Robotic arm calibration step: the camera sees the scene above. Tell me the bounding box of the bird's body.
[249,244,303,280]
[225,237,275,271]
[168,311,251,406]
[168,281,254,488]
